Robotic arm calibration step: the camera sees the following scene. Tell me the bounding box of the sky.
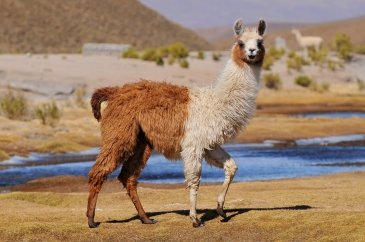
[139,0,365,28]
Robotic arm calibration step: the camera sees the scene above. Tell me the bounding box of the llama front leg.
[205,145,237,218]
[184,158,203,227]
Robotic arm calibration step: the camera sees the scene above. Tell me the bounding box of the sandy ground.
[0,172,364,241]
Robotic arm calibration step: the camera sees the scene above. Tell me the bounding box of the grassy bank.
[0,172,364,241]
[1,89,365,156]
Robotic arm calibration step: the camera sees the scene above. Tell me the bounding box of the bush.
[74,86,87,108]
[155,56,164,66]
[357,78,365,91]
[158,47,170,58]
[355,45,365,55]
[122,48,139,59]
[263,55,274,70]
[327,60,338,71]
[179,58,189,68]
[333,33,353,61]
[0,150,9,161]
[0,89,28,120]
[34,102,61,126]
[267,47,285,60]
[309,81,330,93]
[212,52,221,61]
[167,56,175,65]
[197,50,205,60]
[263,73,282,90]
[295,75,313,88]
[140,48,159,61]
[308,47,329,65]
[287,53,309,72]
[168,42,189,59]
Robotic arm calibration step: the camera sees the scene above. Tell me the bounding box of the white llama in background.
[291,29,323,51]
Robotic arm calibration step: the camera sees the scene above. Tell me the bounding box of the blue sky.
[139,0,365,28]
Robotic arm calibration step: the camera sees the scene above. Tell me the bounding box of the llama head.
[232,19,266,67]
[291,29,299,35]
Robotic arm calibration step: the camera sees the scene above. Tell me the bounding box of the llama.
[291,29,322,51]
[86,18,266,228]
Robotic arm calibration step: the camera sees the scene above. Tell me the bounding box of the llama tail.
[90,87,119,121]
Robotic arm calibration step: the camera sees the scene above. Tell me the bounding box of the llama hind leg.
[118,141,154,224]
[87,140,133,228]
[205,145,237,218]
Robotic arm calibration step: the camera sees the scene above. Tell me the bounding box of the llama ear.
[233,18,244,37]
[257,19,266,36]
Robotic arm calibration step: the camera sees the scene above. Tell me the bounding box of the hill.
[0,0,211,53]
[205,16,365,50]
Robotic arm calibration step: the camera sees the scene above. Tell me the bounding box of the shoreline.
[3,170,365,193]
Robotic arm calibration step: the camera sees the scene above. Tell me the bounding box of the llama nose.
[249,48,255,53]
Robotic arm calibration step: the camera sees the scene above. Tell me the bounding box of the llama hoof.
[141,218,157,224]
[88,218,100,228]
[217,205,227,218]
[192,219,205,228]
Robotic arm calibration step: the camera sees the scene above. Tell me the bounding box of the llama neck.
[212,59,260,124]
[214,59,260,101]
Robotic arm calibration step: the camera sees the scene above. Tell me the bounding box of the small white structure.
[82,43,131,56]
[291,29,322,50]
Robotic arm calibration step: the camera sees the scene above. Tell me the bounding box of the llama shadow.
[105,205,312,224]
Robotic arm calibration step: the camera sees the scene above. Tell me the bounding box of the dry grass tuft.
[35,139,88,153]
[0,149,9,161]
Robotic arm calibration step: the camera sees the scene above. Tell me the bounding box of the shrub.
[167,56,175,65]
[263,73,282,90]
[155,56,164,66]
[122,48,139,59]
[308,47,329,65]
[74,86,87,108]
[287,53,309,72]
[212,52,221,61]
[263,55,274,70]
[267,47,285,60]
[33,102,61,126]
[0,88,28,120]
[357,78,365,91]
[179,58,189,68]
[309,81,330,93]
[295,75,313,88]
[141,48,159,61]
[0,150,9,161]
[158,47,170,58]
[355,45,365,55]
[333,33,353,61]
[327,60,338,71]
[168,42,189,59]
[197,50,205,60]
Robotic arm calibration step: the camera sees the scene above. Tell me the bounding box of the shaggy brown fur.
[87,80,190,227]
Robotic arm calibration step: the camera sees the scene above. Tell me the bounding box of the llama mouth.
[248,55,256,60]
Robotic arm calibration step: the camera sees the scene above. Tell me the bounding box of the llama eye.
[238,41,244,48]
[257,40,263,48]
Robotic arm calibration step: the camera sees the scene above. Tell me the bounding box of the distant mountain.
[199,16,365,50]
[0,0,211,53]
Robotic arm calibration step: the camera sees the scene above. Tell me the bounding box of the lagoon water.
[299,112,365,119]
[1,139,365,187]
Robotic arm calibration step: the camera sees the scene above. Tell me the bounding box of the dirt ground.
[0,172,364,241]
